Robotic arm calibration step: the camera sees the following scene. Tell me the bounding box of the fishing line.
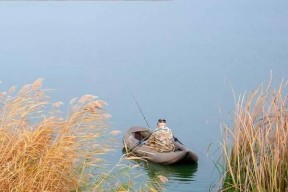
[130,89,151,129]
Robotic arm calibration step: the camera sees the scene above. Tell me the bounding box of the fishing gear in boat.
[173,136,183,145]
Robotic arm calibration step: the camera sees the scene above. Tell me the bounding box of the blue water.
[0,1,287,191]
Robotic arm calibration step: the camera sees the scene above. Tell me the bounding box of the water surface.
[0,1,287,191]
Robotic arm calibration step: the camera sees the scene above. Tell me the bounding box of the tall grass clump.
[0,78,114,191]
[221,80,288,191]
[0,79,166,192]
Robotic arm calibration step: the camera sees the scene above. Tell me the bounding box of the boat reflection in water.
[136,160,198,183]
[125,157,198,187]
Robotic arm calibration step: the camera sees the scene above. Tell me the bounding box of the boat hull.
[123,127,198,165]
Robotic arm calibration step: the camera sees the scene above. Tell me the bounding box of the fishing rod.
[130,91,151,129]
[130,90,184,146]
[129,90,153,151]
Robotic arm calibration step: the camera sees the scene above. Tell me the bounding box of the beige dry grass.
[0,79,112,191]
[221,80,288,191]
[0,79,165,192]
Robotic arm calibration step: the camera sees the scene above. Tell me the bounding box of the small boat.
[123,127,198,165]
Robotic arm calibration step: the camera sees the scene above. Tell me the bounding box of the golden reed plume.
[221,79,288,192]
[0,78,112,192]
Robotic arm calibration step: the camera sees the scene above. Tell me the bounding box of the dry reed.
[220,80,288,191]
[0,79,113,191]
[0,79,165,192]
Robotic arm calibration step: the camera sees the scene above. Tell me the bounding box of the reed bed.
[221,80,288,192]
[0,79,165,192]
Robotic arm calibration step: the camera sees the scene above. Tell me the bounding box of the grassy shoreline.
[220,80,288,191]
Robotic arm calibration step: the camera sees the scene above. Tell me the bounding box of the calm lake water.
[0,1,288,191]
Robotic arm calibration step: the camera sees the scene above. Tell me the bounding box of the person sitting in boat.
[146,119,175,152]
